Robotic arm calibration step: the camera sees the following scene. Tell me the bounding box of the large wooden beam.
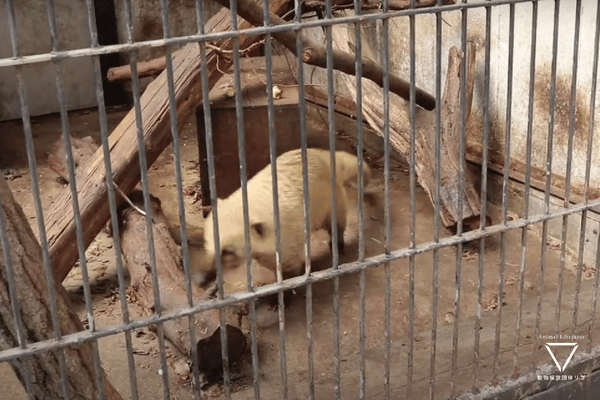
[44,0,294,283]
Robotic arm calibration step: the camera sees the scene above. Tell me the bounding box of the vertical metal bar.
[586,0,600,353]
[45,0,108,397]
[554,0,580,336]
[353,1,366,398]
[158,1,204,399]
[292,0,314,398]
[83,0,140,396]
[223,0,259,398]
[192,3,208,397]
[405,1,430,398]
[196,0,232,396]
[513,0,538,376]
[324,1,341,398]
[534,0,561,369]
[493,1,515,384]
[381,1,391,398]
[261,2,288,398]
[563,0,583,334]
[450,0,468,395]
[472,0,491,392]
[122,0,171,397]
[6,0,71,396]
[408,0,418,398]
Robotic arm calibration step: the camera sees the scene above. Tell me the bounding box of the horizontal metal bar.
[0,195,597,364]
[0,0,535,69]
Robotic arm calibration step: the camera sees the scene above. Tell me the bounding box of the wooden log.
[331,22,480,227]
[48,136,99,183]
[0,177,122,399]
[108,56,167,82]
[43,0,294,284]
[117,191,246,374]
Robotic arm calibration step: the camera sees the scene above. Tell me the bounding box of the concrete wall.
[111,0,222,100]
[303,0,600,197]
[0,0,97,121]
[113,0,222,63]
[0,1,223,122]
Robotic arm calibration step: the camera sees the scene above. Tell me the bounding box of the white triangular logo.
[544,343,579,372]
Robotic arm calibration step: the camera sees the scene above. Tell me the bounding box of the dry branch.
[117,191,246,374]
[108,56,167,82]
[43,0,294,284]
[0,177,122,399]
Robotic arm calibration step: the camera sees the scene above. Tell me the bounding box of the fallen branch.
[107,56,167,82]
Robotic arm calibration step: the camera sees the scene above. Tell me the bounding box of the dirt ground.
[0,107,598,400]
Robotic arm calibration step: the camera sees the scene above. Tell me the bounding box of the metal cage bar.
[1,1,600,400]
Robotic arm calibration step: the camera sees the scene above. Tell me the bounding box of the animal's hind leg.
[327,224,345,255]
[337,223,345,254]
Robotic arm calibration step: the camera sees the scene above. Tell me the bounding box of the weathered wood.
[108,56,168,82]
[117,191,246,374]
[48,132,246,374]
[331,23,480,227]
[213,0,436,110]
[44,0,294,284]
[48,136,99,183]
[437,43,481,226]
[0,177,122,400]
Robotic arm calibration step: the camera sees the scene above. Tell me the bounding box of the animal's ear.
[251,222,266,238]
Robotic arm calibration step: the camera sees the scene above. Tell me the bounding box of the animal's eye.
[221,249,235,257]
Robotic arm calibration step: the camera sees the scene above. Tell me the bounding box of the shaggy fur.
[199,148,371,281]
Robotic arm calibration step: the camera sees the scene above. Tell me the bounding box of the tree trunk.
[0,177,122,400]
[43,0,294,284]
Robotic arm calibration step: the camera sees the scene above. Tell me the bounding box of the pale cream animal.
[200,148,371,281]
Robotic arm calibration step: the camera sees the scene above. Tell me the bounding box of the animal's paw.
[205,282,219,299]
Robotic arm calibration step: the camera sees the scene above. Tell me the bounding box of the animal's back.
[204,148,362,277]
